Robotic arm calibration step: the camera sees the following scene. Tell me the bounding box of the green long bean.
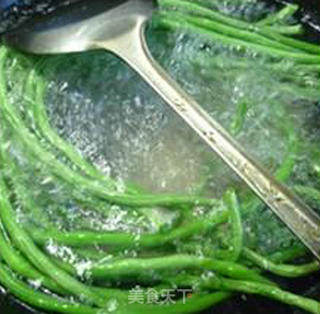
[196,276,320,314]
[28,210,228,248]
[0,225,66,294]
[159,1,301,53]
[155,13,320,64]
[257,4,299,26]
[159,0,320,55]
[0,177,109,308]
[88,254,273,284]
[223,190,243,261]
[0,263,102,314]
[242,247,320,277]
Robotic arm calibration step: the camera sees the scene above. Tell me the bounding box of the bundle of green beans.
[0,0,320,313]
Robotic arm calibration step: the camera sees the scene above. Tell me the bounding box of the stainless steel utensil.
[5,0,320,260]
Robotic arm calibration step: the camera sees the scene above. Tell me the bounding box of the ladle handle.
[96,18,320,261]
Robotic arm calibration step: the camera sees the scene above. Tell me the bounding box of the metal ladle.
[5,0,320,260]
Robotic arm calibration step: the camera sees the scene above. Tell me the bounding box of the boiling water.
[46,52,211,195]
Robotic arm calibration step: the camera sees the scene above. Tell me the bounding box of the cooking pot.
[0,1,319,313]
